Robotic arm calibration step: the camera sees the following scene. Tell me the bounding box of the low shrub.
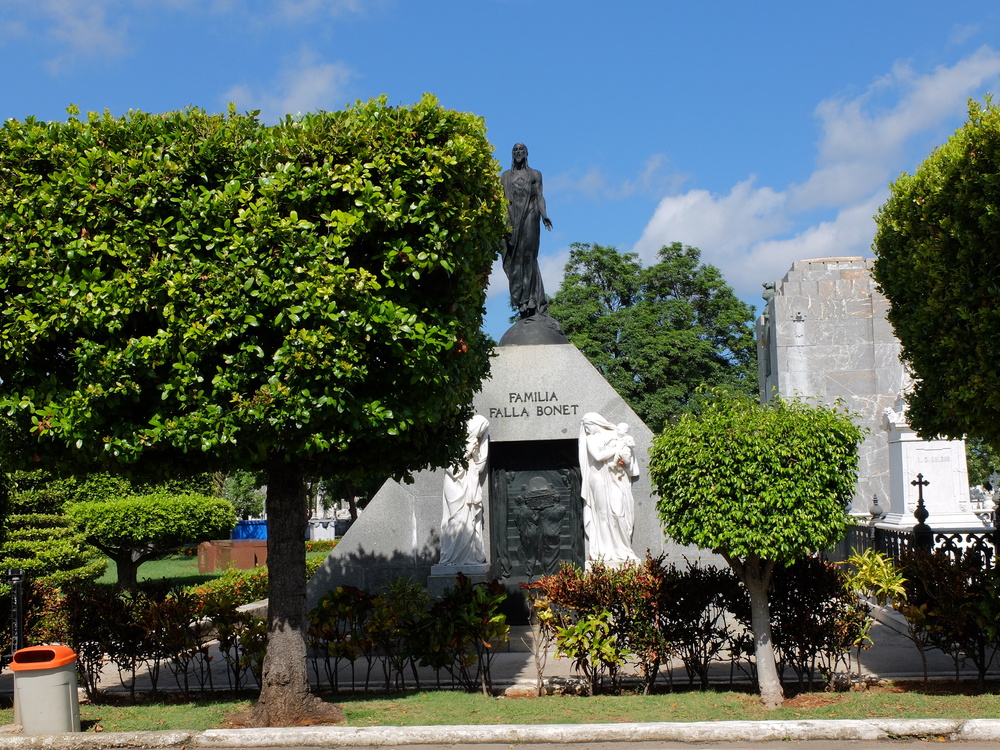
[310,575,509,694]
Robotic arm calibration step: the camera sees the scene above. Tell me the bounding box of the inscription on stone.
[488,391,581,421]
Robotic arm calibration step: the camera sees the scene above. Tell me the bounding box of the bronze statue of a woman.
[501,143,552,319]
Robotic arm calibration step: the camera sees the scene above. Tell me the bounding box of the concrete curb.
[3,720,1000,747]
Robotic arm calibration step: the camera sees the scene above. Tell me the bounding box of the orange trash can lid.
[10,645,76,671]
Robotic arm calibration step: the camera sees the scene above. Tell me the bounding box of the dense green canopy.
[548,242,757,432]
[873,98,1000,447]
[68,492,236,591]
[649,394,863,707]
[0,96,503,480]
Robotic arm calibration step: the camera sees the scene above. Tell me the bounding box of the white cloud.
[633,179,787,263]
[13,0,130,70]
[549,153,685,201]
[792,48,1000,211]
[274,0,364,21]
[733,193,885,290]
[633,48,1000,305]
[222,47,354,123]
[539,244,571,300]
[949,24,980,47]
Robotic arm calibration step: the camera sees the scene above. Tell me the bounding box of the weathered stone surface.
[758,257,972,521]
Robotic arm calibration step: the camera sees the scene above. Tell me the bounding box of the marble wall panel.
[800,343,875,374]
[823,370,877,403]
[795,319,874,347]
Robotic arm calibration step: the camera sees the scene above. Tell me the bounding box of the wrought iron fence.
[827,517,999,566]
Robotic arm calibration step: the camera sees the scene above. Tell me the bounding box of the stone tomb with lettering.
[882,406,977,528]
[306,339,696,615]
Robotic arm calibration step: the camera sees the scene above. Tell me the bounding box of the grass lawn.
[96,552,217,588]
[2,682,1000,732]
[95,547,335,588]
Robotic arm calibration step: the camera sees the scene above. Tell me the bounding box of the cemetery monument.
[306,145,703,615]
[757,257,978,529]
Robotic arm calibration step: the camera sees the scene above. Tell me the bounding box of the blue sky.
[4,1,1000,340]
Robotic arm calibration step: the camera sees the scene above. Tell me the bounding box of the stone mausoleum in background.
[756,257,984,530]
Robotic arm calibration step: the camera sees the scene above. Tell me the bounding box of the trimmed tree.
[0,96,505,725]
[0,471,120,591]
[647,394,863,707]
[872,98,1000,446]
[548,242,757,432]
[67,492,237,591]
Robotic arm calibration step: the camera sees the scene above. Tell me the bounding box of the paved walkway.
[1,608,999,746]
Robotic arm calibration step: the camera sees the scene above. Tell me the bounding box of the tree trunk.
[728,554,783,709]
[113,554,140,593]
[246,457,343,727]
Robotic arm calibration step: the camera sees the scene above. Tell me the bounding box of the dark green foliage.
[0,469,215,593]
[661,563,740,691]
[547,242,757,432]
[220,469,265,520]
[68,492,236,550]
[649,394,863,707]
[872,98,1000,448]
[7,470,132,514]
[528,556,742,695]
[649,395,863,562]
[308,585,373,692]
[0,96,504,480]
[896,549,1000,689]
[66,492,237,590]
[966,437,1000,488]
[417,575,509,694]
[22,556,328,698]
[309,577,509,694]
[726,557,870,690]
[0,520,105,587]
[0,470,113,590]
[0,97,504,720]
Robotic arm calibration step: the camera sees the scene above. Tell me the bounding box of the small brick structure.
[197,540,268,573]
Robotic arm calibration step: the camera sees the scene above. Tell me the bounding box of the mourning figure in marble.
[579,412,639,568]
[439,415,490,566]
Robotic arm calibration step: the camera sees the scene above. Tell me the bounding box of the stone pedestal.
[427,563,491,597]
[883,409,975,529]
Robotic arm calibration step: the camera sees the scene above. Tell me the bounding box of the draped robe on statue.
[579,412,640,568]
[501,163,548,317]
[439,415,490,566]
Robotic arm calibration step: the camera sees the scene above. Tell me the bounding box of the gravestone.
[306,321,703,614]
[757,257,975,527]
[883,405,977,528]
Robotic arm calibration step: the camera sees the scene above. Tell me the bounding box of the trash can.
[10,645,80,734]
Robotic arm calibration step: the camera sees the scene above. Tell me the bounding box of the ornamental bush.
[67,492,236,591]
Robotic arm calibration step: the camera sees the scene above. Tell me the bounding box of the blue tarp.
[232,520,267,540]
